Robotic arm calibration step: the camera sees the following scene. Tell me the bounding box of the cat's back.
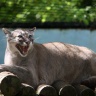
[34,42,94,60]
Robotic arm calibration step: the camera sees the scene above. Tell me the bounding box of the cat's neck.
[6,41,18,55]
[5,42,26,65]
[4,48,21,65]
[4,41,35,66]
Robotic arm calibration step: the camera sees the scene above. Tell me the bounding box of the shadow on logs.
[74,85,95,96]
[36,84,58,96]
[81,76,96,90]
[0,71,21,96]
[52,80,77,96]
[16,83,36,96]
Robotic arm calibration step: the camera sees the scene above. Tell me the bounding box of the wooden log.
[0,71,21,96]
[16,83,36,96]
[36,84,58,96]
[74,85,95,96]
[52,80,77,96]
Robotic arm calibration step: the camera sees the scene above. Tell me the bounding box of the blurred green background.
[0,0,96,24]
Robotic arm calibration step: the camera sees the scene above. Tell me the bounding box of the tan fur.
[1,28,96,89]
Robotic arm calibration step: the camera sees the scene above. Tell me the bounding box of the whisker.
[34,37,40,42]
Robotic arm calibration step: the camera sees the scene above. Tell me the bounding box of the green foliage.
[0,0,96,24]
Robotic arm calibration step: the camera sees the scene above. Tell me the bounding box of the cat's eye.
[29,35,32,38]
[18,35,22,38]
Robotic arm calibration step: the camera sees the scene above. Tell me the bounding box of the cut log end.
[75,85,95,96]
[16,83,36,96]
[52,80,77,96]
[80,88,95,96]
[59,85,77,96]
[36,84,58,96]
[0,71,21,96]
[80,86,95,96]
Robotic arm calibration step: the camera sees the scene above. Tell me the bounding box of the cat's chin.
[19,53,28,57]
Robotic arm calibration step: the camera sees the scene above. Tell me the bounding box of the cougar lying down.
[0,27,96,89]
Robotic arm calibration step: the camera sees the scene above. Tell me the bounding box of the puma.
[0,27,96,89]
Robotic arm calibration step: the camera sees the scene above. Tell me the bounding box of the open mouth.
[16,44,29,56]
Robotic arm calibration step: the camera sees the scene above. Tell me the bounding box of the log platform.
[0,71,96,96]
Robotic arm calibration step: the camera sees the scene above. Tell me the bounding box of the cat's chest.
[20,58,32,66]
[17,54,36,66]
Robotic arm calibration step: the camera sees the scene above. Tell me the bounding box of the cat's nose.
[25,41,30,45]
[19,40,23,43]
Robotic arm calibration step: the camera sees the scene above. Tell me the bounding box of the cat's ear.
[28,27,36,34]
[2,28,11,35]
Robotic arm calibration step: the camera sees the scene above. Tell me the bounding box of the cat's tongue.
[22,46,29,53]
[19,45,29,55]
